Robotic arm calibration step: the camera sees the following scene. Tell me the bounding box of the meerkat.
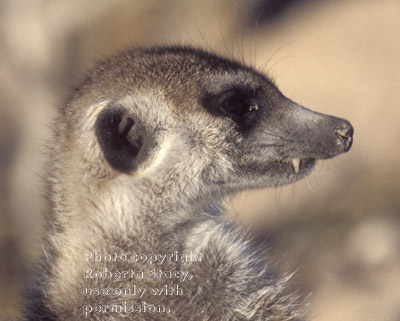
[24,46,353,321]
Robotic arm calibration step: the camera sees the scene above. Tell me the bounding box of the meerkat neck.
[51,169,220,244]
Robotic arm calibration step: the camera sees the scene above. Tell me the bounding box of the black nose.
[335,121,354,152]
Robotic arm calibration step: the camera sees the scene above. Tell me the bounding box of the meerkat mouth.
[283,158,315,174]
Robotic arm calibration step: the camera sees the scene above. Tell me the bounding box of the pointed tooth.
[292,158,300,173]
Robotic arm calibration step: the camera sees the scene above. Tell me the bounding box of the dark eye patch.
[202,89,259,131]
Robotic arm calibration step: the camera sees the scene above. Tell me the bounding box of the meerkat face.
[197,70,353,192]
[84,47,353,198]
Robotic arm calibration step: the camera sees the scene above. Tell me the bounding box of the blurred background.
[0,0,399,320]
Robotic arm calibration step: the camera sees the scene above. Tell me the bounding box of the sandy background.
[0,0,399,320]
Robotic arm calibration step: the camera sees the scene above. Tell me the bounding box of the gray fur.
[24,46,353,320]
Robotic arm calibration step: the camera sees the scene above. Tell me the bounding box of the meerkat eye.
[220,92,249,118]
[202,89,259,130]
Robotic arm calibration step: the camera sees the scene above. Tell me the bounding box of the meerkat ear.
[95,106,143,173]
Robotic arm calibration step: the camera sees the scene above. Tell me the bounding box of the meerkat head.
[64,47,353,205]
